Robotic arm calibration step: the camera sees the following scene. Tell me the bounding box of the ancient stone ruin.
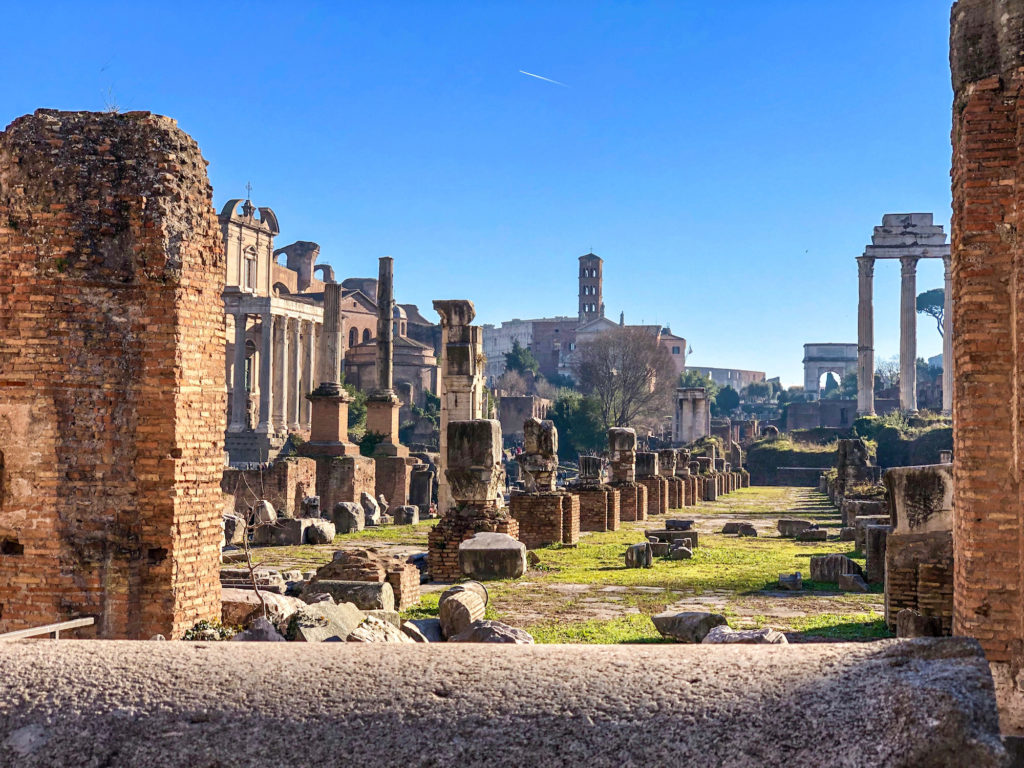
[509,418,580,548]
[0,110,226,639]
[607,428,648,523]
[427,420,518,581]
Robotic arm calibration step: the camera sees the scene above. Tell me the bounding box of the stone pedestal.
[366,391,408,457]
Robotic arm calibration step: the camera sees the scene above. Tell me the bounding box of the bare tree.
[572,327,676,429]
[495,369,529,396]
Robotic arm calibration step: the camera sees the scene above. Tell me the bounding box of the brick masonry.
[0,110,225,639]
[950,0,1024,665]
[639,475,668,516]
[315,454,376,516]
[427,513,518,582]
[575,487,620,532]
[510,492,579,549]
[885,532,954,635]
[311,548,420,610]
[615,483,648,523]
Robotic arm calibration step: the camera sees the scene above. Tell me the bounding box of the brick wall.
[639,476,668,516]
[885,532,954,634]
[560,493,580,545]
[375,456,414,507]
[510,493,565,549]
[950,0,1024,664]
[0,110,225,638]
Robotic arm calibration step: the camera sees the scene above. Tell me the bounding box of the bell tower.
[578,252,603,322]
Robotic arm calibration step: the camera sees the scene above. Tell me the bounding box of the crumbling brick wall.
[0,110,225,639]
[575,488,620,532]
[222,457,316,518]
[950,0,1024,665]
[427,514,518,582]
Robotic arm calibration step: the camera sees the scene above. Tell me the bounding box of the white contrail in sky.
[519,70,568,87]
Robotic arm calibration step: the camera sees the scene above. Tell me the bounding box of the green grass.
[526,613,668,644]
[531,530,857,593]
[782,612,893,640]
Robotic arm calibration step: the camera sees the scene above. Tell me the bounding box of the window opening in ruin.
[362,329,371,343]
[0,537,23,556]
[349,328,358,348]
[146,547,167,565]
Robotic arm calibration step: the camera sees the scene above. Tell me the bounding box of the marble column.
[316,284,343,394]
[228,312,248,432]
[305,283,357,452]
[376,256,395,392]
[856,256,875,416]
[302,320,315,427]
[943,255,953,415]
[900,255,919,413]
[273,315,289,433]
[290,318,302,430]
[256,312,274,434]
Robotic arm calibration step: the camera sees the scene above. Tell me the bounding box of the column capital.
[943,253,952,277]
[900,254,920,275]
[857,255,875,278]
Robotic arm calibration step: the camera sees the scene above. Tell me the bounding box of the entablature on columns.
[861,244,950,260]
[223,289,325,324]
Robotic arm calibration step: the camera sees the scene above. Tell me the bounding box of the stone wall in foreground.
[0,110,225,639]
[0,639,1006,767]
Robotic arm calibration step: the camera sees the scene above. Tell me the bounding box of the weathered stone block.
[302,580,395,611]
[458,532,526,580]
[651,612,727,643]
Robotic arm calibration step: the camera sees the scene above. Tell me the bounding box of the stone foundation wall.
[885,531,954,634]
[315,455,375,515]
[222,458,317,519]
[311,548,420,610]
[375,456,414,507]
[510,492,578,549]
[427,512,518,582]
[0,110,225,639]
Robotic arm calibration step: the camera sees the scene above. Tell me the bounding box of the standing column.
[303,320,316,427]
[290,318,302,430]
[681,400,693,443]
[273,316,289,433]
[856,256,876,415]
[376,256,395,392]
[899,255,919,413]
[942,254,953,415]
[256,312,274,434]
[228,312,248,432]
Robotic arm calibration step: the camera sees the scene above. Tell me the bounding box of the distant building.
[482,252,686,382]
[802,343,858,399]
[685,366,765,391]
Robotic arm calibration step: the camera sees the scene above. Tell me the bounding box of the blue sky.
[0,1,953,386]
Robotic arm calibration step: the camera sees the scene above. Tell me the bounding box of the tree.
[495,369,528,395]
[916,288,945,337]
[573,326,677,429]
[875,356,900,392]
[679,369,721,400]
[546,389,605,460]
[505,340,540,376]
[743,381,772,402]
[822,372,840,397]
[714,385,740,415]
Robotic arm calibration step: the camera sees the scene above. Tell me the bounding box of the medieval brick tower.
[578,252,604,322]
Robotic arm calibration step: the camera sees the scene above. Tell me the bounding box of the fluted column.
[899,255,919,413]
[303,320,315,427]
[289,318,302,430]
[256,312,274,434]
[856,256,875,415]
[228,312,248,432]
[942,255,953,415]
[273,315,289,433]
